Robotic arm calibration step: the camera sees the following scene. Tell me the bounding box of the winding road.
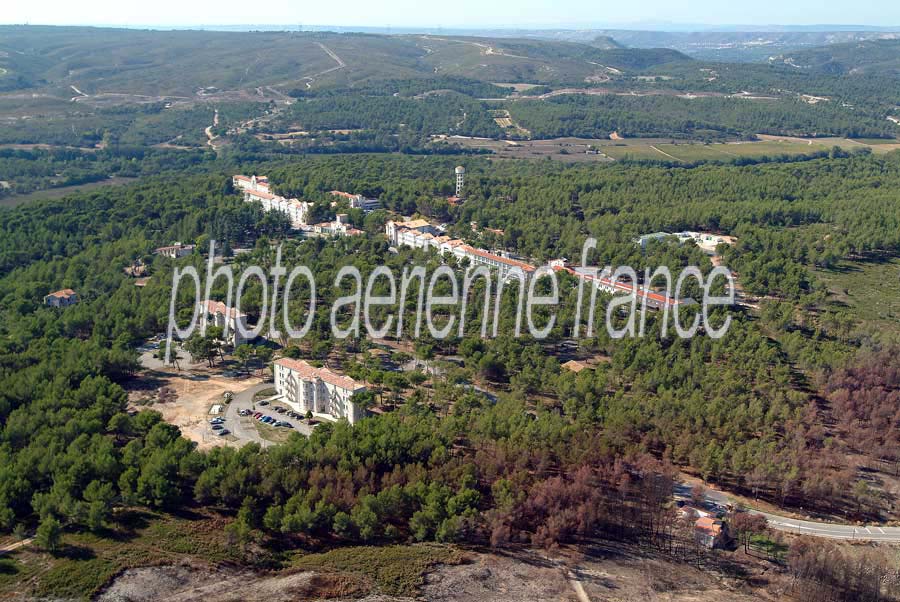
[676,483,900,542]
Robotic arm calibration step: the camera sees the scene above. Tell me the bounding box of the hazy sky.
[4,0,900,29]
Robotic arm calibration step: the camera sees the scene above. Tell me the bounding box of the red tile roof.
[46,288,77,298]
[245,189,278,201]
[275,358,366,391]
[695,516,723,536]
[552,266,688,307]
[202,299,245,320]
[463,246,536,272]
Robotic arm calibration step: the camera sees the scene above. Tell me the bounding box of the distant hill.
[0,26,691,97]
[585,30,900,62]
[771,39,900,75]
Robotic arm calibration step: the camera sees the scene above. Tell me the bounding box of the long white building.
[274,358,368,424]
[233,174,313,229]
[386,219,535,279]
[387,219,692,307]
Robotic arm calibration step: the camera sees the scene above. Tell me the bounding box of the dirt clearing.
[128,353,262,450]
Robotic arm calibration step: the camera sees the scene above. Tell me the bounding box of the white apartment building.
[386,219,535,279]
[154,242,195,258]
[233,174,270,194]
[233,174,313,229]
[309,213,365,237]
[330,190,382,212]
[274,358,368,424]
[385,219,438,245]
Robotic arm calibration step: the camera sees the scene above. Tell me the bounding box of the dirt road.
[204,109,219,148]
[0,538,32,555]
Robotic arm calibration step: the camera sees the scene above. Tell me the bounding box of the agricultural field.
[446,134,900,163]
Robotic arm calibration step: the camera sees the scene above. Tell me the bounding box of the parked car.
[209,417,225,424]
[258,400,270,406]
[217,429,230,436]
[281,422,293,428]
[253,412,262,418]
[275,407,286,414]
[212,424,224,430]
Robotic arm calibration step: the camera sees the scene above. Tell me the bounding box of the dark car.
[258,400,270,406]
[212,424,224,430]
[217,429,230,436]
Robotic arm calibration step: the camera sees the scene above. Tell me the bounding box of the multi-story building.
[233,174,312,229]
[44,289,79,307]
[387,219,535,279]
[385,219,438,245]
[551,264,693,310]
[330,190,382,212]
[274,358,368,424]
[233,174,270,195]
[154,243,195,258]
[387,219,690,307]
[199,300,252,346]
[309,214,365,237]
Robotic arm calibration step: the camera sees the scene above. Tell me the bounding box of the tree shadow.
[52,543,96,561]
[0,557,21,575]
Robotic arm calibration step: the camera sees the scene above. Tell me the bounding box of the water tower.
[455,165,466,197]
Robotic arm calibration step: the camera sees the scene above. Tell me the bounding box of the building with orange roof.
[199,299,252,346]
[274,358,368,424]
[234,174,312,228]
[694,516,726,549]
[44,289,79,308]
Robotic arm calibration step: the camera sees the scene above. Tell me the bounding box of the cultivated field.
[446,134,900,163]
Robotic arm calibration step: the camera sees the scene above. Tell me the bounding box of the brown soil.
[126,361,261,450]
[97,547,783,602]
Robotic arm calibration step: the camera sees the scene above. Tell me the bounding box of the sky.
[4,0,900,29]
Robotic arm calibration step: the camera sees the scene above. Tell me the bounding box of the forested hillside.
[773,39,900,75]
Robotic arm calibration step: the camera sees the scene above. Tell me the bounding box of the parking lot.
[216,383,315,448]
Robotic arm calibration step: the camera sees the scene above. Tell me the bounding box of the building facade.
[200,300,252,346]
[44,289,79,307]
[154,243,195,258]
[234,174,312,229]
[274,358,368,424]
[330,190,382,212]
[455,165,465,197]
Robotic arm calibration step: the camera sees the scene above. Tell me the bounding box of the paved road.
[676,483,900,542]
[225,383,314,448]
